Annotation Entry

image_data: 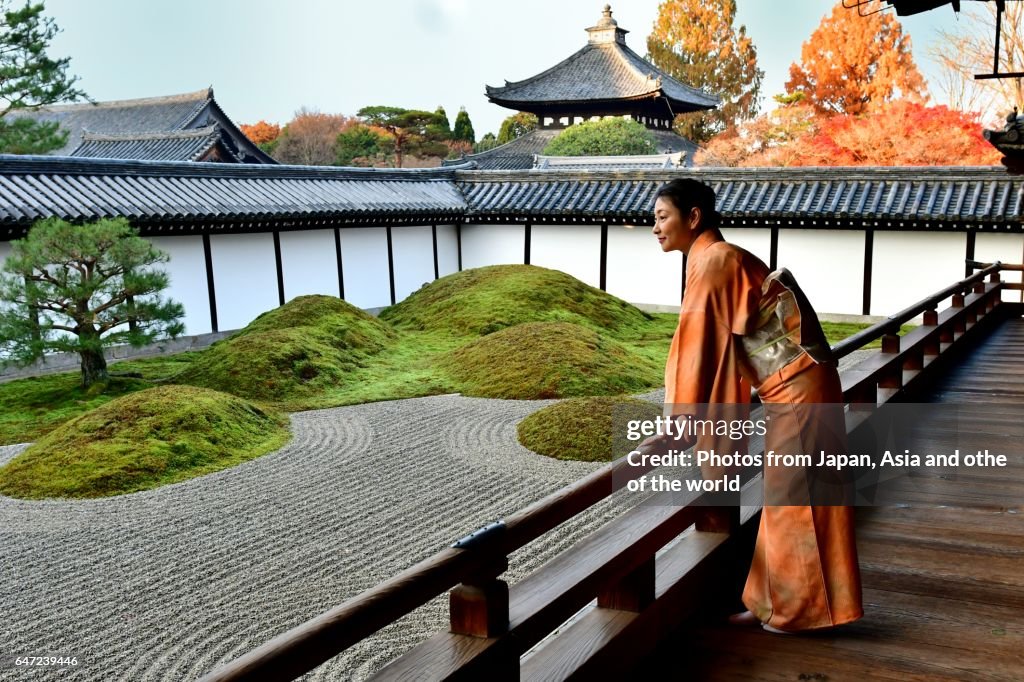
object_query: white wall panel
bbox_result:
[606,225,684,307]
[435,224,459,277]
[279,229,340,301]
[148,236,212,336]
[209,233,279,331]
[778,229,865,316]
[339,227,391,309]
[391,225,436,302]
[871,232,966,315]
[530,224,602,288]
[719,227,772,266]
[460,224,525,269]
[975,233,1024,301]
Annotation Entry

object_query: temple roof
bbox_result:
[9,88,276,164]
[486,6,718,114]
[70,126,231,162]
[0,156,1019,234]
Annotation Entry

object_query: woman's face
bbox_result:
[653,196,701,254]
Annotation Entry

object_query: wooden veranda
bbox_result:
[199,263,1024,682]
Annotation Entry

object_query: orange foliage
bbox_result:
[698,101,1001,167]
[786,1,927,115]
[274,108,357,166]
[238,120,280,145]
[788,102,1001,166]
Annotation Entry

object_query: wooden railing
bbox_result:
[199,264,1009,682]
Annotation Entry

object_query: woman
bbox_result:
[653,178,862,632]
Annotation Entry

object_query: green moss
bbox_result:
[0,385,290,499]
[380,265,654,339]
[439,321,662,399]
[176,295,396,407]
[518,396,662,462]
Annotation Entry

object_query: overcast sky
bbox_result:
[43,0,962,137]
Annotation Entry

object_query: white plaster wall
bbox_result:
[279,229,340,301]
[460,224,525,269]
[148,236,212,336]
[530,224,602,288]
[436,224,459,277]
[606,224,685,307]
[975,232,1024,301]
[871,232,966,315]
[719,227,773,266]
[391,225,436,302]
[778,229,865,316]
[339,227,391,309]
[209,233,279,331]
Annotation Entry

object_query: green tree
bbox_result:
[335,123,390,166]
[0,1,88,153]
[542,118,656,156]
[0,218,184,388]
[453,106,475,143]
[474,132,498,153]
[430,105,452,139]
[646,0,763,143]
[497,111,538,144]
[357,106,449,167]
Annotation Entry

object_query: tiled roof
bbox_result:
[485,7,717,113]
[455,167,1024,228]
[9,88,277,164]
[70,126,227,162]
[487,42,718,112]
[533,154,681,170]
[0,156,466,234]
[0,157,1020,234]
[444,128,699,171]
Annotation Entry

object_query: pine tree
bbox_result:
[647,0,763,143]
[0,1,88,153]
[0,218,184,388]
[453,107,475,143]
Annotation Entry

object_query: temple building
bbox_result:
[10,87,276,164]
[449,5,718,170]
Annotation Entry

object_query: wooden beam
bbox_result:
[334,228,345,299]
[202,233,218,333]
[272,230,285,307]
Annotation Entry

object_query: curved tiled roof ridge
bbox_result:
[612,42,719,108]
[78,125,221,142]
[31,87,213,113]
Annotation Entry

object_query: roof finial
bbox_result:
[588,3,626,43]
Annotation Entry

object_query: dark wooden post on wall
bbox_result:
[456,222,463,272]
[862,229,874,316]
[599,222,609,291]
[386,226,396,306]
[334,228,345,299]
[273,230,285,306]
[202,234,218,333]
[431,224,439,280]
[965,232,976,278]
[769,226,779,271]
[524,223,532,265]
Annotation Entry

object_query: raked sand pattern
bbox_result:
[0,394,643,682]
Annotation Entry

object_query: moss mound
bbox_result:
[177,295,396,405]
[380,265,653,338]
[0,385,290,499]
[518,396,662,462]
[440,322,662,399]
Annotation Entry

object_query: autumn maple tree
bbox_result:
[239,120,280,146]
[646,0,763,143]
[698,100,1001,167]
[273,108,354,165]
[786,0,927,115]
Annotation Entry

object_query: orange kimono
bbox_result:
[664,228,863,632]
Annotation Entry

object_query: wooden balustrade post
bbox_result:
[953,293,967,336]
[449,557,510,638]
[598,556,655,612]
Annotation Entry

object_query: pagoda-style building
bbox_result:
[449,5,719,170]
[10,88,276,164]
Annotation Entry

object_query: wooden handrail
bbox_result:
[832,262,1000,359]
[200,263,1013,682]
